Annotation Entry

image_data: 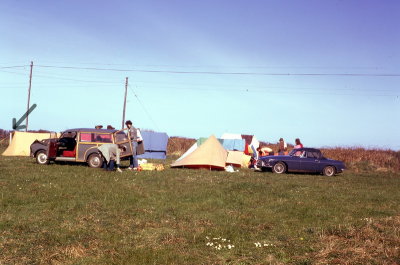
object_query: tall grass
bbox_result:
[1,152,400,264]
[321,147,400,172]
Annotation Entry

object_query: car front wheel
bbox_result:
[36,150,49,165]
[87,153,103,168]
[323,166,336,177]
[272,162,286,174]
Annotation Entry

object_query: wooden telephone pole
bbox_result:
[26,61,33,131]
[121,77,128,129]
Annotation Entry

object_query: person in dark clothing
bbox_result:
[278,138,287,155]
[125,120,144,170]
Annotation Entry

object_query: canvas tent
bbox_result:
[226,151,245,168]
[221,139,245,151]
[220,133,246,151]
[171,135,227,170]
[221,133,242,140]
[137,130,169,159]
[175,141,198,162]
[2,131,57,156]
[171,135,252,169]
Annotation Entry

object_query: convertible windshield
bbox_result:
[289,149,302,156]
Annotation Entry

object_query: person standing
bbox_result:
[278,138,287,155]
[125,120,145,170]
[98,143,125,172]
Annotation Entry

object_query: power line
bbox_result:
[133,80,397,93]
[128,85,160,131]
[0,69,122,84]
[0,69,29,76]
[31,73,122,84]
[1,67,397,97]
[29,61,388,70]
[0,65,27,69]
[35,64,400,77]
[134,85,398,97]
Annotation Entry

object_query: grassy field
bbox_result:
[1,150,400,264]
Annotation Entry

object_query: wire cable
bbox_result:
[128,85,160,131]
[0,65,27,69]
[35,64,400,77]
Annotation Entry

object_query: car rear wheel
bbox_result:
[323,166,336,177]
[87,153,103,168]
[36,150,49,165]
[272,162,286,174]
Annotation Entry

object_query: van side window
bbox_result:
[95,134,112,143]
[80,133,93,142]
[115,132,128,142]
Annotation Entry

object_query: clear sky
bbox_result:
[1,0,399,150]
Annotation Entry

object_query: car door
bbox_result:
[284,150,303,172]
[300,151,318,173]
[47,139,58,160]
[76,132,98,162]
[285,152,303,172]
[113,129,133,158]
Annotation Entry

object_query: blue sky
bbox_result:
[1,0,399,149]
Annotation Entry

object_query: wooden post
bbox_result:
[121,77,128,129]
[26,61,33,131]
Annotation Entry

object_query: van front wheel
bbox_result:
[87,153,103,168]
[36,150,49,165]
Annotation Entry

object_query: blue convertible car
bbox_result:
[256,148,345,176]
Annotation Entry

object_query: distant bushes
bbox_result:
[167,136,196,157]
[320,147,400,172]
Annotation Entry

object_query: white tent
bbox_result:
[220,133,242,140]
[2,131,57,156]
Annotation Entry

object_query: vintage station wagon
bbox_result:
[30,128,133,168]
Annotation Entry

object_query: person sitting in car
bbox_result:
[294,138,303,149]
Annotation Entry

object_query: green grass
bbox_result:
[1,152,400,264]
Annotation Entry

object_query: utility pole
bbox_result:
[122,77,128,129]
[26,61,33,131]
